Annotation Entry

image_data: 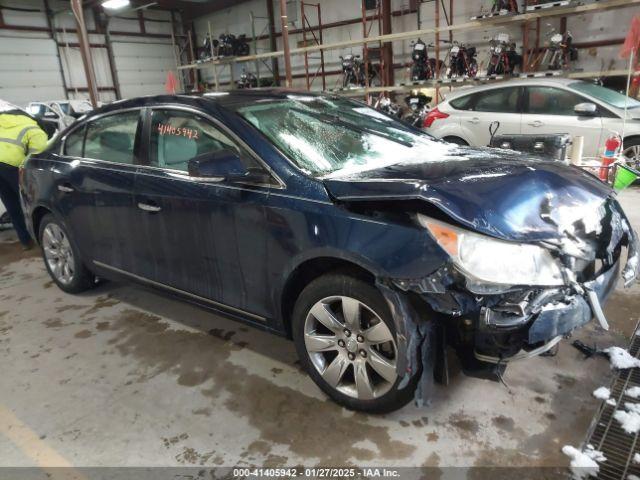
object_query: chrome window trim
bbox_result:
[60,104,286,190]
[59,106,145,157]
[93,260,267,322]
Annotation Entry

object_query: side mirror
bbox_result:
[187,149,272,185]
[188,149,246,179]
[574,102,597,117]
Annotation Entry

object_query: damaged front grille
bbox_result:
[585,332,640,480]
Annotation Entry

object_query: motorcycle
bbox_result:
[528,30,577,71]
[375,96,402,118]
[199,33,250,60]
[341,54,361,87]
[487,34,520,75]
[447,41,478,78]
[410,39,440,81]
[198,34,217,61]
[340,54,376,87]
[491,0,518,13]
[237,70,258,89]
[404,92,431,128]
[547,31,577,70]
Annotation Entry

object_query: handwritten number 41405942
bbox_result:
[157,123,199,140]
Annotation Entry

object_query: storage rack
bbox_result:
[175,0,639,98]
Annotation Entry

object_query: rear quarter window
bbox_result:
[449,95,474,110]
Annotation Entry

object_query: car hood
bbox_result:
[322,147,613,242]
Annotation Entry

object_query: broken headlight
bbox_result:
[417,215,565,288]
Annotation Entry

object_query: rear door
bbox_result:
[523,86,603,160]
[462,86,523,146]
[132,107,275,320]
[58,109,143,272]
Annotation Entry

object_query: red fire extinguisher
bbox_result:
[599,134,621,182]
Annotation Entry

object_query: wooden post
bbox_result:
[279,0,293,87]
[70,0,99,107]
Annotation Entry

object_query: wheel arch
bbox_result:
[442,135,470,146]
[623,135,640,146]
[31,205,52,243]
[280,256,377,338]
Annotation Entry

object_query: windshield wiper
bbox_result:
[290,107,414,148]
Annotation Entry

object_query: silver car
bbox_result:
[425,77,640,166]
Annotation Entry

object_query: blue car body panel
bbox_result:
[19,91,638,358]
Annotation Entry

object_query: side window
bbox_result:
[525,87,585,116]
[84,111,139,164]
[149,109,260,173]
[449,94,474,111]
[473,87,520,113]
[64,126,85,157]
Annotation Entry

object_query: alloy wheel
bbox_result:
[42,223,75,285]
[303,295,398,400]
[622,144,640,170]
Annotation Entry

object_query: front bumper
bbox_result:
[527,257,620,345]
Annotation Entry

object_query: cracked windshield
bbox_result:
[237,96,452,178]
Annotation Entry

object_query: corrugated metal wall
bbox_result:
[0,0,177,107]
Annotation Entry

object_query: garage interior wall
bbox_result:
[0,0,178,107]
[191,0,637,91]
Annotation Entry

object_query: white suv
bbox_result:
[424,78,640,167]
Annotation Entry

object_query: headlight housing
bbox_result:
[417,214,565,291]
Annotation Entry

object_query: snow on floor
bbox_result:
[562,445,606,480]
[634,453,640,464]
[614,403,640,434]
[593,387,611,400]
[627,387,640,399]
[603,347,640,369]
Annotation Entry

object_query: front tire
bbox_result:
[39,213,95,293]
[292,273,417,413]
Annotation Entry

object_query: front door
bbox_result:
[133,107,275,320]
[523,86,603,161]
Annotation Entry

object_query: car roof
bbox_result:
[442,77,583,101]
[88,88,326,118]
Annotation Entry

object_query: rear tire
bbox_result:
[292,273,418,413]
[39,213,95,294]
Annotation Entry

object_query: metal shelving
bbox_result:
[176,0,638,99]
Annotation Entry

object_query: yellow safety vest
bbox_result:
[0,113,48,167]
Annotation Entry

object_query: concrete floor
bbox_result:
[0,189,639,474]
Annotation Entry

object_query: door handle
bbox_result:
[137,202,161,213]
[57,184,74,193]
[467,117,480,124]
[528,120,543,127]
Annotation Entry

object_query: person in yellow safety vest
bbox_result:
[0,100,48,249]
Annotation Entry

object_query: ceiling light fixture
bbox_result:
[101,0,130,10]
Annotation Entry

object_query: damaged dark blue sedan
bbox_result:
[21,90,639,413]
